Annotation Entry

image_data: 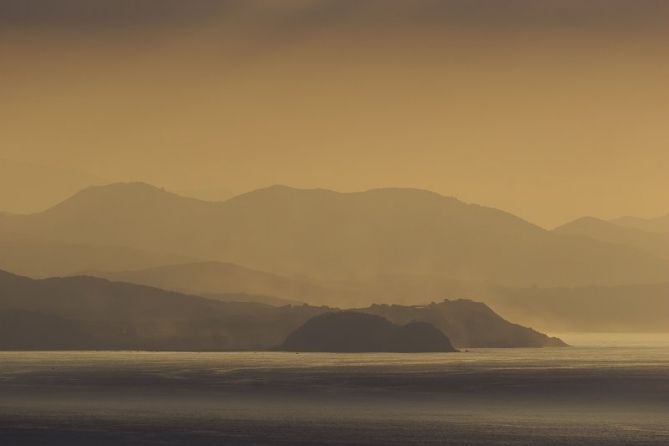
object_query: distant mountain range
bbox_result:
[91,261,331,304]
[0,232,191,278]
[554,216,669,259]
[87,261,461,307]
[1,182,668,333]
[0,269,564,350]
[612,214,669,235]
[1,182,667,289]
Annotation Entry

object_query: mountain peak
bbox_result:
[225,184,463,206]
[37,182,205,216]
[554,216,608,231]
[75,182,171,197]
[226,185,339,202]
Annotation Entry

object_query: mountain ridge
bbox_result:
[90,260,330,304]
[612,214,669,235]
[1,182,668,288]
[554,216,669,259]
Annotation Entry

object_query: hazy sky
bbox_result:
[1,0,668,226]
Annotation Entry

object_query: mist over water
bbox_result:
[1,334,668,445]
[560,332,669,349]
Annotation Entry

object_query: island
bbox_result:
[277,311,457,353]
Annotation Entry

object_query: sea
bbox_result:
[1,333,668,445]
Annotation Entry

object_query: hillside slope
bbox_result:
[361,300,566,348]
[0,269,325,350]
[93,261,331,304]
[0,232,191,278]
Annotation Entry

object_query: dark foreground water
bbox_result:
[1,334,668,445]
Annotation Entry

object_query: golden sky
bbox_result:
[1,1,668,226]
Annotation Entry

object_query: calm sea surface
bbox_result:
[1,334,668,445]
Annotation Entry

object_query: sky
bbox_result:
[1,0,668,227]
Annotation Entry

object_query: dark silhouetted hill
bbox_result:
[0,269,326,350]
[0,310,90,350]
[0,270,563,350]
[278,311,456,353]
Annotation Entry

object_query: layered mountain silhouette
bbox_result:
[84,262,479,307]
[1,182,668,288]
[278,312,457,353]
[0,269,325,350]
[361,300,566,348]
[202,292,304,307]
[612,214,669,235]
[0,232,191,278]
[96,261,669,329]
[92,261,328,305]
[0,269,564,350]
[554,216,669,259]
